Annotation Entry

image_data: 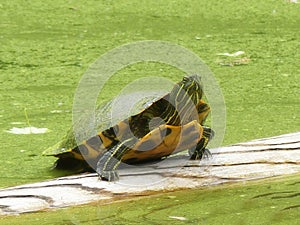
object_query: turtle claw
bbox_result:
[98,170,119,182]
[189,126,214,160]
[202,148,212,159]
[189,148,212,160]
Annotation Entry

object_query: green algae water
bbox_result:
[0,0,299,223]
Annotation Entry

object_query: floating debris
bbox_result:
[217,51,250,66]
[169,216,187,221]
[218,57,251,67]
[50,110,63,113]
[217,51,245,57]
[286,0,298,3]
[50,110,70,113]
[10,122,25,125]
[6,127,50,134]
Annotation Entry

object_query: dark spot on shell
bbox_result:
[159,127,172,139]
[165,127,172,136]
[86,135,103,150]
[103,127,116,139]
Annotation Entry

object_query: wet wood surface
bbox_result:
[1,132,299,215]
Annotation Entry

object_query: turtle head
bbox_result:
[163,75,203,125]
[171,74,203,107]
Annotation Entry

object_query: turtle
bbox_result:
[43,75,214,181]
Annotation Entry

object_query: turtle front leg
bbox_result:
[189,126,214,160]
[96,138,136,181]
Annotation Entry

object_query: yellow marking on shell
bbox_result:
[98,133,114,147]
[56,121,131,163]
[71,151,85,161]
[84,140,106,160]
[122,120,203,162]
[70,134,114,161]
[114,120,131,140]
[69,144,97,161]
[51,97,209,167]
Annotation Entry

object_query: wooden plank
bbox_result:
[0,132,299,215]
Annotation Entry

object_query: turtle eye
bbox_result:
[182,76,189,82]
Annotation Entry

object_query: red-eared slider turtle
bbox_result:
[44,75,214,181]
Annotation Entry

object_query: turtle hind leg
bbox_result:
[189,126,214,160]
[96,138,136,181]
[189,147,212,160]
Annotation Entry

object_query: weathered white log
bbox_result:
[0,132,299,215]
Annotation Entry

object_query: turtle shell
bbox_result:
[43,75,211,172]
[43,93,167,166]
